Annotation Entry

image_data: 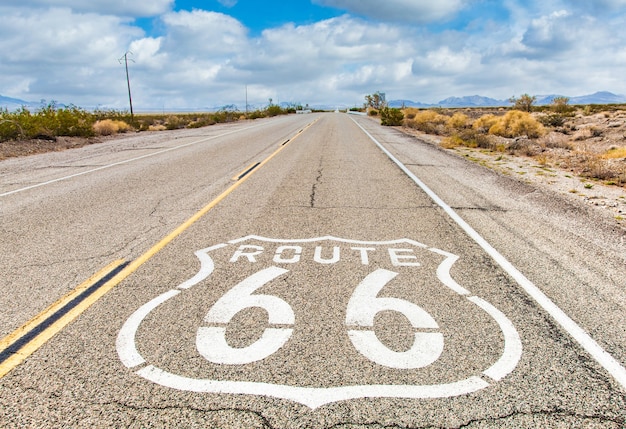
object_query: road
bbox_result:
[1,112,625,428]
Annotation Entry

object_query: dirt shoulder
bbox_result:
[0,135,114,160]
[398,127,626,228]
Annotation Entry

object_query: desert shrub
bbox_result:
[446,112,470,130]
[0,115,25,141]
[405,110,449,135]
[55,105,95,137]
[246,110,266,120]
[602,146,626,159]
[380,107,404,126]
[0,103,97,140]
[441,135,464,148]
[454,128,493,149]
[584,158,619,181]
[188,117,216,128]
[368,109,379,116]
[93,119,131,136]
[551,96,574,115]
[472,114,500,133]
[402,107,420,120]
[212,110,237,123]
[267,105,284,117]
[148,124,167,131]
[538,113,566,127]
[509,94,536,112]
[93,119,118,136]
[488,110,546,138]
[165,115,187,130]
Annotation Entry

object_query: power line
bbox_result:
[119,51,135,122]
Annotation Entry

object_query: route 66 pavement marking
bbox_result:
[117,235,522,409]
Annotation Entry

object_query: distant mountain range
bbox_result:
[0,95,41,110]
[388,91,626,108]
[3,91,626,112]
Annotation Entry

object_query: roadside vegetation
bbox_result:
[0,101,298,142]
[391,97,626,187]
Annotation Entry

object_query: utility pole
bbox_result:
[245,85,248,114]
[119,51,134,122]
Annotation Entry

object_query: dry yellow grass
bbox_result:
[93,119,131,136]
[472,114,499,132]
[447,113,470,129]
[602,147,626,159]
[488,110,546,138]
[396,105,626,188]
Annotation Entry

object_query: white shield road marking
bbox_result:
[117,236,522,409]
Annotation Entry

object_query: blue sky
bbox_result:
[170,0,342,35]
[1,1,626,110]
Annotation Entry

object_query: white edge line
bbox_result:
[350,116,626,391]
[1,122,268,198]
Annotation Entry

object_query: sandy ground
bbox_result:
[400,129,626,228]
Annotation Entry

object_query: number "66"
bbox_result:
[196,267,444,369]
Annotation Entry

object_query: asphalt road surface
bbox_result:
[1,112,625,428]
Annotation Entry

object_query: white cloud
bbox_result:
[412,47,476,75]
[160,10,248,58]
[313,0,467,23]
[519,10,577,58]
[0,6,143,107]
[1,2,626,109]
[1,0,173,17]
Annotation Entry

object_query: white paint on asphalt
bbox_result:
[197,266,294,365]
[346,269,444,369]
[470,296,523,381]
[136,364,490,410]
[116,289,180,368]
[117,236,522,408]
[350,116,626,391]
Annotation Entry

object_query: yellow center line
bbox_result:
[0,117,319,379]
[232,162,260,181]
[0,259,126,378]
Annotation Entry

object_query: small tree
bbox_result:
[364,91,386,110]
[509,94,536,112]
[551,96,571,114]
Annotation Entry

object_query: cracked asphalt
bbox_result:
[1,113,625,428]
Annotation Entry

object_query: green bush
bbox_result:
[0,102,95,141]
[0,102,300,142]
[267,105,284,117]
[538,113,566,127]
[380,107,404,126]
[55,105,95,137]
